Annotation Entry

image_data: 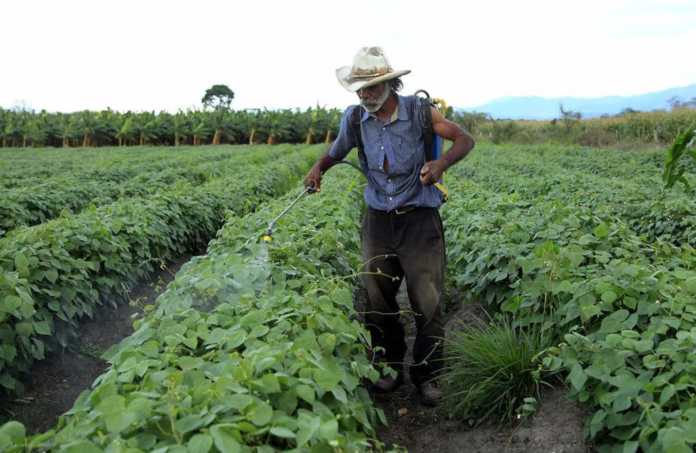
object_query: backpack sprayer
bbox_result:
[414,90,449,202]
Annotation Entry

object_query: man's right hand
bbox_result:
[304,165,322,193]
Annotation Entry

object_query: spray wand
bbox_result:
[261,185,316,242]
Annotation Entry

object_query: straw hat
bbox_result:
[336,47,411,92]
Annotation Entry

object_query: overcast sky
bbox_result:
[1,0,694,113]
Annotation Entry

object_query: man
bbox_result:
[304,47,475,406]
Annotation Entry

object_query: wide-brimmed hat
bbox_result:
[336,47,411,92]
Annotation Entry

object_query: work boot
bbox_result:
[372,372,403,393]
[418,382,442,407]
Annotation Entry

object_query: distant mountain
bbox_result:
[461,84,696,120]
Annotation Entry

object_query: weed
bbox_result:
[440,317,555,425]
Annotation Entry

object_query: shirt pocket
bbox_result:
[392,135,422,175]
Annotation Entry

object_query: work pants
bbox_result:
[361,206,445,385]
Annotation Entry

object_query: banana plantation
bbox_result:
[0,108,343,148]
[3,105,695,150]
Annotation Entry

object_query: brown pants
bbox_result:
[361,207,445,385]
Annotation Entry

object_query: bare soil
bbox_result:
[372,282,590,453]
[0,256,190,434]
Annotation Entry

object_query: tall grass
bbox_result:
[440,317,556,425]
[454,108,696,147]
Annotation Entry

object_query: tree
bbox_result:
[559,103,582,134]
[668,96,683,110]
[202,84,234,111]
[202,84,234,144]
[172,111,190,146]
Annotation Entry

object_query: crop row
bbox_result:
[0,146,279,237]
[0,145,321,393]
[0,146,245,187]
[443,146,696,451]
[1,150,236,190]
[0,166,387,452]
[459,145,696,250]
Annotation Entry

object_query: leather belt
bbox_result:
[389,206,417,215]
[390,206,416,215]
[370,206,423,216]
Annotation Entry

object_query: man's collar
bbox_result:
[361,94,408,123]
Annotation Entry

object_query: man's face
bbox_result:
[357,82,390,113]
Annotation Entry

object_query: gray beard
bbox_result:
[361,85,391,113]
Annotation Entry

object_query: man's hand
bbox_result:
[420,159,448,185]
[304,164,322,193]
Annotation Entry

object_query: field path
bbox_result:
[372,282,589,453]
[0,256,191,433]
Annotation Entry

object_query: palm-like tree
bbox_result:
[324,109,341,143]
[302,107,320,144]
[117,115,136,146]
[73,111,97,147]
[0,108,8,147]
[3,112,27,147]
[56,113,77,147]
[25,113,48,147]
[172,111,191,146]
[191,111,212,145]
[209,110,227,145]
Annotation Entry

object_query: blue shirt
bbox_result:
[328,95,443,211]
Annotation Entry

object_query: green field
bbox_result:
[1,143,695,452]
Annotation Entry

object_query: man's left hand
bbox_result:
[420,159,448,185]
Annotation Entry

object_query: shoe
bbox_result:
[418,382,442,406]
[372,373,403,393]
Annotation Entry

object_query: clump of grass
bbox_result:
[440,317,555,425]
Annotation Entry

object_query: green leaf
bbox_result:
[589,410,606,438]
[0,374,17,390]
[569,363,587,392]
[270,426,296,439]
[318,333,336,353]
[643,355,666,370]
[612,393,632,412]
[593,222,609,239]
[331,387,348,404]
[187,433,213,453]
[259,374,281,394]
[601,290,618,304]
[248,400,273,426]
[15,322,33,337]
[45,268,58,283]
[600,310,629,334]
[1,295,22,315]
[622,441,639,453]
[660,384,676,405]
[661,427,691,453]
[210,424,241,453]
[59,440,102,453]
[319,418,338,440]
[226,330,247,350]
[174,414,207,434]
[314,368,341,392]
[0,421,25,443]
[296,414,320,446]
[14,253,29,277]
[112,219,124,234]
[33,321,51,336]
[296,384,315,404]
[104,410,137,434]
[685,277,696,295]
[227,394,254,411]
